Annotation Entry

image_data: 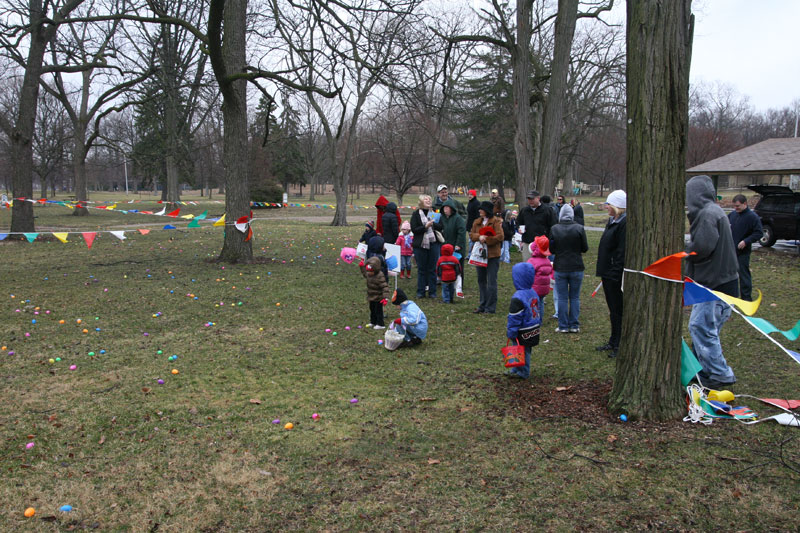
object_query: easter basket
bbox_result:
[501,340,525,368]
[384,325,406,351]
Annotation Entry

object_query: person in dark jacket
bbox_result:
[382,202,400,246]
[504,262,542,380]
[367,235,388,280]
[374,195,390,236]
[595,190,627,358]
[465,189,481,236]
[570,198,584,226]
[359,221,377,243]
[728,194,763,301]
[410,195,444,299]
[501,209,517,263]
[470,201,504,314]
[359,256,390,329]
[441,198,467,293]
[518,190,557,261]
[686,175,739,390]
[549,205,588,333]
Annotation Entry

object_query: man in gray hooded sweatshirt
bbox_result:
[685,175,739,389]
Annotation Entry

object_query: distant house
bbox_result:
[686,138,800,190]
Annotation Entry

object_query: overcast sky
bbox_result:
[602,0,800,112]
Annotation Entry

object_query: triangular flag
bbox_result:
[24,233,39,243]
[107,203,117,210]
[110,231,126,241]
[138,229,150,235]
[0,233,7,241]
[744,317,800,341]
[642,252,693,282]
[167,209,180,217]
[82,232,96,249]
[234,215,249,233]
[188,219,201,228]
[682,279,720,306]
[245,226,253,241]
[195,210,208,220]
[141,210,153,215]
[711,288,762,316]
[154,207,166,216]
[180,214,194,219]
[52,232,69,243]
[213,214,226,227]
[680,339,704,387]
[163,224,176,230]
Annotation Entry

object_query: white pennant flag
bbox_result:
[110,231,126,240]
[155,207,166,216]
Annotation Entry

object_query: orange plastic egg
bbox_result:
[284,422,294,430]
[24,507,35,518]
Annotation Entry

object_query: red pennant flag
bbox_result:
[245,226,253,242]
[167,209,180,217]
[642,251,695,281]
[82,232,97,249]
[138,229,151,235]
[236,215,249,224]
[157,200,163,204]
[37,198,47,204]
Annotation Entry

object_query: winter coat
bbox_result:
[572,203,585,226]
[502,218,517,241]
[360,256,391,303]
[519,204,556,243]
[466,197,481,236]
[596,214,627,281]
[436,244,462,282]
[507,263,542,340]
[469,215,504,259]
[440,198,467,253]
[685,175,738,289]
[367,235,388,279]
[492,197,505,219]
[396,233,414,256]
[398,300,428,340]
[728,206,763,256]
[410,208,444,249]
[374,195,390,236]
[381,202,400,245]
[527,242,554,298]
[549,205,588,272]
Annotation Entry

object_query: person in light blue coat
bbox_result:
[391,288,428,347]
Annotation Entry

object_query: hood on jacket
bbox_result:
[367,235,385,254]
[558,204,574,222]
[686,175,716,224]
[442,198,459,215]
[365,256,383,272]
[385,202,397,214]
[441,243,454,256]
[511,262,536,290]
[375,195,389,209]
[530,235,550,257]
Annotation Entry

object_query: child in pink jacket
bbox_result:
[527,235,554,320]
[395,221,414,279]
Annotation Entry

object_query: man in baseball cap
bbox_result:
[518,189,556,261]
[433,183,465,216]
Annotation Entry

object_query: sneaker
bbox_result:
[373,325,385,330]
[504,370,525,379]
[569,327,580,333]
[551,314,558,319]
[595,342,613,352]
[700,378,736,390]
[555,327,569,333]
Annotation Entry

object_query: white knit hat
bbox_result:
[606,190,627,209]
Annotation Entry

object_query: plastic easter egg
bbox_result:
[59,320,65,324]
[70,365,77,370]
[350,398,359,404]
[55,357,61,362]
[24,507,35,518]
[171,369,179,375]
[59,505,72,512]
[88,352,95,356]
[99,350,105,354]
[48,359,55,364]
[157,350,163,355]
[26,442,34,449]
[157,379,165,385]
[284,422,294,430]
[82,329,88,334]
[325,329,331,333]
[619,414,628,422]
[311,413,320,420]
[272,419,280,424]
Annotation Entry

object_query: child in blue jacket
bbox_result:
[391,288,428,348]
[506,262,541,379]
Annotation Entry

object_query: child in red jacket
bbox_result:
[436,244,462,303]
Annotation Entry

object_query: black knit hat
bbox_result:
[392,288,408,305]
[479,201,494,217]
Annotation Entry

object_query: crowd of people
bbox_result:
[360,177,750,391]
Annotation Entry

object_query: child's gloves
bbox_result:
[359,260,365,267]
[380,298,388,306]
[394,318,402,325]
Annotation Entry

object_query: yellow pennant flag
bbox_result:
[712,288,762,316]
[181,214,194,219]
[107,203,117,210]
[52,232,69,243]
[213,214,226,227]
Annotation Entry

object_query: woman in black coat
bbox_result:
[410,195,444,299]
[595,190,627,358]
[381,202,400,245]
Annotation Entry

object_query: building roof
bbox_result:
[686,138,800,176]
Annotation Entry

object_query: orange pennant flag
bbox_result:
[82,232,97,249]
[138,229,151,235]
[642,251,695,281]
[245,226,253,242]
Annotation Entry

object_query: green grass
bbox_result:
[0,202,799,530]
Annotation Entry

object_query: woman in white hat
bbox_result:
[595,190,627,358]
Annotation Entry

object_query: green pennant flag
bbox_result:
[681,339,704,386]
[195,210,208,220]
[188,219,201,228]
[745,317,800,341]
[23,232,39,243]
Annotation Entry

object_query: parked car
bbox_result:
[747,185,800,247]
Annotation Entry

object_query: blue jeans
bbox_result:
[441,282,455,303]
[555,271,584,329]
[689,300,736,383]
[509,345,532,379]
[413,245,440,298]
[401,255,412,272]
[501,241,511,263]
[476,256,500,313]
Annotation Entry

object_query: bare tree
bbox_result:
[607,0,693,421]
[33,90,72,197]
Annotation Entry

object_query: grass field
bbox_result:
[1,198,799,531]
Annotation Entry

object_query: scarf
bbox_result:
[419,209,435,250]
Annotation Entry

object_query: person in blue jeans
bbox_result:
[505,262,541,379]
[410,195,443,299]
[549,205,588,333]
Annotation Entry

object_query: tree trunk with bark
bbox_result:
[71,132,89,216]
[607,0,694,421]
[537,0,579,197]
[210,0,252,262]
[512,0,534,204]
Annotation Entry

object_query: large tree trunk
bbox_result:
[537,0,579,197]
[512,0,534,203]
[607,0,694,421]
[211,0,252,262]
[72,133,89,216]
